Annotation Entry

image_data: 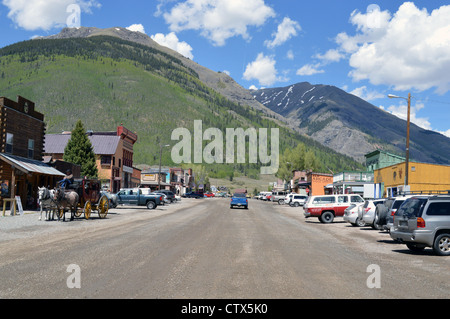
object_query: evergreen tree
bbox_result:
[63,120,98,178]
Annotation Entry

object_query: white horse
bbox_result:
[38,187,57,221]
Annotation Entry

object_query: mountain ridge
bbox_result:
[0,29,363,176]
[253,82,450,164]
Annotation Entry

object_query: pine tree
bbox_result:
[63,120,98,178]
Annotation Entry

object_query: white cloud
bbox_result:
[162,0,275,46]
[2,0,100,31]
[264,17,301,49]
[439,129,450,138]
[350,86,384,101]
[339,2,450,94]
[314,49,344,63]
[150,32,194,60]
[286,50,294,60]
[294,48,344,77]
[386,102,432,130]
[126,24,146,34]
[296,63,324,76]
[243,53,283,86]
[249,85,258,90]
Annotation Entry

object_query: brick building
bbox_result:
[44,125,139,193]
[0,96,65,210]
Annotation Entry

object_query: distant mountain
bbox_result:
[253,82,450,164]
[0,28,363,177]
[41,27,279,115]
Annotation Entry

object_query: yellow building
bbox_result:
[374,161,450,196]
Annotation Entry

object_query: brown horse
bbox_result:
[53,188,79,222]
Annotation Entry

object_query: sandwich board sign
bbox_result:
[15,196,24,215]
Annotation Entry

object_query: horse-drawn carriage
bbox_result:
[39,179,109,222]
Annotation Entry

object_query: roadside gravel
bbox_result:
[0,199,203,243]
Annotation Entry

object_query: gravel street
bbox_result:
[0,198,449,299]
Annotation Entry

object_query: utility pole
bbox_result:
[405,93,411,186]
[388,93,411,188]
[158,143,170,190]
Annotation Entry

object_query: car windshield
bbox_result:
[396,198,427,218]
[233,193,246,198]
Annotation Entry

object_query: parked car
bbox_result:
[150,192,170,204]
[360,199,386,229]
[343,203,366,226]
[183,192,203,198]
[257,192,271,200]
[156,189,176,202]
[390,195,450,256]
[304,194,365,223]
[289,195,308,207]
[374,195,416,231]
[204,192,215,198]
[230,192,248,209]
[271,191,288,204]
[284,193,294,205]
[115,188,163,209]
[216,192,227,197]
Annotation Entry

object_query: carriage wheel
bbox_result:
[74,208,83,218]
[84,201,92,220]
[98,195,109,219]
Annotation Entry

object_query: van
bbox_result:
[271,191,288,204]
[304,194,364,223]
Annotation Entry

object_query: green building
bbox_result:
[365,150,405,172]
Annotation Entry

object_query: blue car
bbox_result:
[230,192,248,209]
[183,192,203,198]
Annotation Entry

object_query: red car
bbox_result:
[204,192,215,197]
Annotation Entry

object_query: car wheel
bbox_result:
[374,207,386,228]
[294,202,300,207]
[230,205,233,209]
[377,205,388,226]
[320,211,334,223]
[146,201,156,210]
[278,199,284,205]
[372,213,382,230]
[433,233,450,256]
[355,217,366,227]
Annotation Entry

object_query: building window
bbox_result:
[6,133,13,153]
[28,139,34,158]
[101,155,111,165]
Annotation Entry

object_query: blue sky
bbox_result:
[1,0,450,137]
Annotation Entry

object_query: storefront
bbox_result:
[374,161,450,196]
[0,153,65,210]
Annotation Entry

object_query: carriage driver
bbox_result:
[59,169,74,189]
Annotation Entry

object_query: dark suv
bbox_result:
[373,195,415,231]
[390,195,450,256]
[158,190,176,202]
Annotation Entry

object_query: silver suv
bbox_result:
[390,195,450,256]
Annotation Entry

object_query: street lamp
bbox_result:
[388,93,411,187]
[158,144,170,190]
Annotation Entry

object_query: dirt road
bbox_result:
[0,198,448,299]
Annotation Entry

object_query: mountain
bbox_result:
[0,27,363,178]
[253,82,450,164]
[41,27,280,115]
